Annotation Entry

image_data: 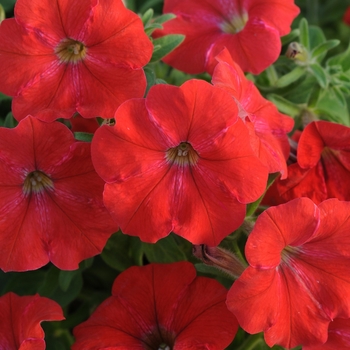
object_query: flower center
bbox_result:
[281,245,300,265]
[220,12,248,34]
[23,170,54,196]
[55,38,87,63]
[166,142,199,166]
[142,326,175,350]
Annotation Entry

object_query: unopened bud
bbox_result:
[286,42,308,62]
[193,245,247,278]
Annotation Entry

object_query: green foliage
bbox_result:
[256,16,350,128]
[151,34,185,62]
[142,233,190,263]
[0,0,15,12]
[74,132,93,142]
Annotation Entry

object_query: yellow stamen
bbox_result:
[23,170,54,196]
[166,142,199,166]
[220,12,248,34]
[55,38,87,63]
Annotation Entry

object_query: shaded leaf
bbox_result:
[309,63,328,88]
[142,234,188,263]
[267,94,301,117]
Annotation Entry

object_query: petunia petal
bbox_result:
[207,18,281,74]
[245,198,320,269]
[246,0,300,35]
[83,0,152,67]
[146,80,238,148]
[0,19,57,96]
[73,262,237,349]
[103,165,174,243]
[172,165,246,245]
[0,293,64,350]
[14,0,97,42]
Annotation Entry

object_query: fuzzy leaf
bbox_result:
[311,40,340,60]
[267,94,301,117]
[299,18,310,50]
[275,66,305,88]
[309,63,328,88]
[150,34,185,62]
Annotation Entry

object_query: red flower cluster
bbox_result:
[92,79,268,245]
[73,262,238,349]
[0,0,153,121]
[154,0,299,74]
[212,49,293,178]
[227,198,350,348]
[264,121,350,205]
[0,116,117,271]
[5,0,350,348]
[0,292,64,349]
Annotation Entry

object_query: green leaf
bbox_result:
[307,84,321,108]
[308,25,326,50]
[155,78,168,85]
[1,270,46,295]
[59,270,80,292]
[282,75,317,104]
[308,63,328,88]
[139,0,163,14]
[74,132,93,142]
[3,112,17,128]
[141,8,154,26]
[327,41,350,72]
[144,23,163,36]
[101,231,142,271]
[153,13,176,25]
[332,85,347,107]
[50,272,83,307]
[0,92,11,101]
[267,94,301,117]
[194,263,232,279]
[144,66,156,94]
[0,0,16,11]
[315,88,350,126]
[281,29,300,46]
[150,34,185,62]
[311,40,340,60]
[275,66,305,88]
[37,266,60,296]
[299,18,310,50]
[142,234,188,263]
[246,173,280,217]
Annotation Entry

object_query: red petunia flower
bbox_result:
[0,292,64,349]
[266,121,350,204]
[0,116,118,272]
[91,79,268,245]
[304,318,350,350]
[73,261,238,350]
[227,198,350,349]
[212,49,293,178]
[0,0,153,121]
[153,0,299,75]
